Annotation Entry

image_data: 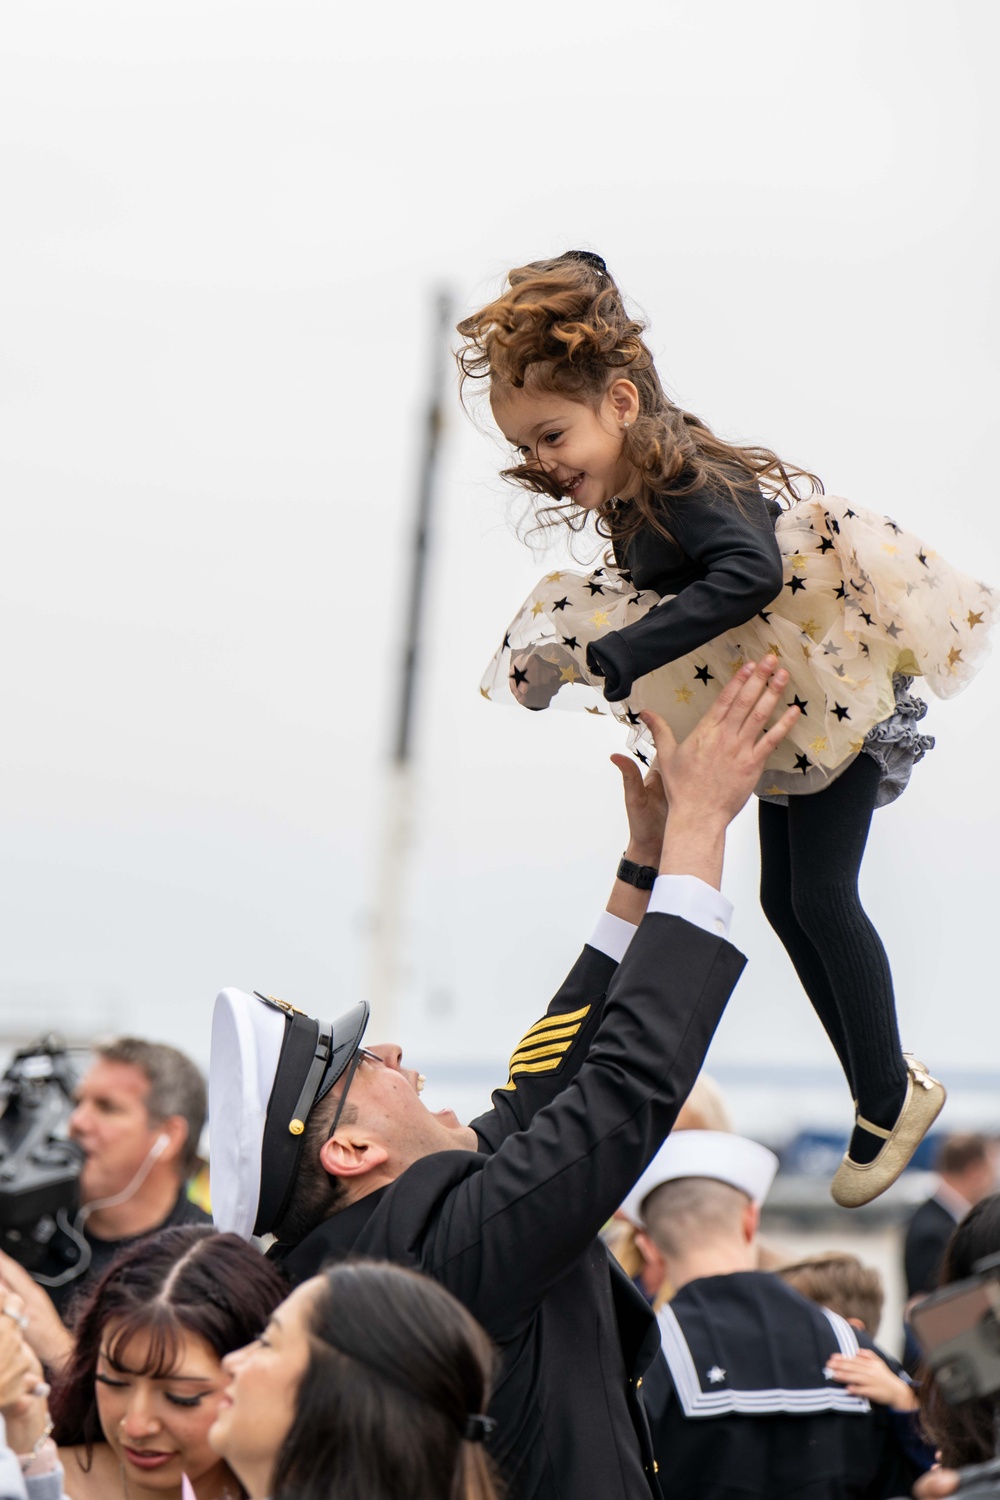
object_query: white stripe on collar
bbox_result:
[657,1302,871,1419]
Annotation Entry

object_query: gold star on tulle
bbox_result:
[764,785,783,796]
[882,543,898,554]
[675,685,694,703]
[480,686,491,700]
[968,610,984,628]
[850,739,865,753]
[767,641,782,657]
[948,646,963,669]
[545,571,564,582]
[810,736,829,753]
[590,610,610,627]
[789,553,808,570]
[560,664,582,683]
[802,620,820,638]
[531,601,545,617]
[729,657,746,675]
[585,705,605,715]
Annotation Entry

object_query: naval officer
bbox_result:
[209,660,798,1500]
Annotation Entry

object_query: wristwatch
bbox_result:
[616,854,658,891]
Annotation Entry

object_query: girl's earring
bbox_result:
[622,421,630,430]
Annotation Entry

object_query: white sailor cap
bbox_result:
[209,988,369,1241]
[620,1130,779,1227]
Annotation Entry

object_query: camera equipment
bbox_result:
[907,1253,1000,1498]
[0,1035,83,1272]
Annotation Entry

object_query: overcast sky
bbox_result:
[1,0,998,1133]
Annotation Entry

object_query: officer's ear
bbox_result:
[318,1131,389,1182]
[635,1229,667,1280]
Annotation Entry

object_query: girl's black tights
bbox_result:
[758,753,908,1163]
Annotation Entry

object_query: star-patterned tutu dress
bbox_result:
[481,492,996,801]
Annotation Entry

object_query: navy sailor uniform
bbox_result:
[270,913,745,1500]
[644,1272,921,1499]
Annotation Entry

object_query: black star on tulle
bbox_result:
[551,597,570,611]
[859,610,874,627]
[834,582,848,599]
[794,753,812,774]
[790,695,808,715]
[628,593,645,606]
[844,508,857,519]
[833,703,851,721]
[829,518,840,534]
[586,582,606,596]
[635,748,649,765]
[886,519,902,535]
[503,632,512,650]
[592,568,605,577]
[886,620,902,639]
[818,537,835,553]
[625,709,642,725]
[694,665,714,685]
[758,610,772,624]
[511,665,529,687]
[917,550,929,568]
[788,576,807,594]
[860,642,870,656]
[562,635,579,651]
[822,642,842,656]
[619,569,633,584]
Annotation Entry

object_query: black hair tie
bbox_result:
[564,249,607,278]
[463,1413,497,1443]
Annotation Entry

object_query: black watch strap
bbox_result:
[616,854,658,891]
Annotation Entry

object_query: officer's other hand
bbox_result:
[641,657,797,829]
[610,754,667,868]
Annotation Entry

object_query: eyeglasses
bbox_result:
[327,1048,383,1139]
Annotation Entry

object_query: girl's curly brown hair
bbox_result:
[456,251,821,553]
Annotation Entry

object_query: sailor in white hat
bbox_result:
[636,1132,919,1498]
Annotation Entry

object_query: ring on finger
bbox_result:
[2,1304,28,1331]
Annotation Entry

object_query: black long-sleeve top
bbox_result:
[586,482,784,701]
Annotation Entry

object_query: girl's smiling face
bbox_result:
[95,1322,233,1493]
[491,378,640,511]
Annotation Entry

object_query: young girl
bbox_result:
[458,250,996,1209]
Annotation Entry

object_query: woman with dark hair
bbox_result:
[209,1260,502,1500]
[2,1225,286,1500]
[920,1192,1000,1471]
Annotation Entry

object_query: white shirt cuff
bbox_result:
[587,910,638,963]
[647,874,733,940]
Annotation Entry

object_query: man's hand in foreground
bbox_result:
[642,657,798,890]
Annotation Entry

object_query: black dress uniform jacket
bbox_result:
[587,483,783,701]
[644,1272,920,1500]
[271,913,745,1500]
[903,1193,959,1298]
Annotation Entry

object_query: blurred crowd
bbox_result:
[0,1031,996,1500]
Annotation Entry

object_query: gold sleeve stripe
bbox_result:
[498,1056,565,1091]
[507,1037,575,1068]
[509,1022,581,1050]
[519,1004,591,1041]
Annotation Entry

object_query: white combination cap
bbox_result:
[209,988,369,1241]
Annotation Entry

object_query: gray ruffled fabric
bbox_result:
[759,675,934,810]
[863,673,935,808]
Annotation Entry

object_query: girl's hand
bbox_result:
[610,753,668,868]
[825,1349,917,1410]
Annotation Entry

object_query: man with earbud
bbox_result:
[0,1038,209,1372]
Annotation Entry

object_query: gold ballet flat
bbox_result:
[830,1054,946,1209]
